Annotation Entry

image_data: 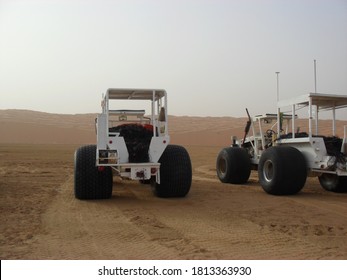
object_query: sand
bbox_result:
[0,110,346,259]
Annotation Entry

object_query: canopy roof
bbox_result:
[106,88,166,101]
[277,93,347,111]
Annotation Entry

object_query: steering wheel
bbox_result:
[266,129,276,138]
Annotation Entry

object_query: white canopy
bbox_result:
[106,88,166,101]
[278,93,347,111]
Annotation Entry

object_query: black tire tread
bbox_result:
[151,145,192,198]
[258,146,307,195]
[216,147,251,184]
[74,145,113,199]
[319,174,347,193]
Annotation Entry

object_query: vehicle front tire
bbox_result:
[74,145,113,199]
[319,174,347,193]
[216,147,251,184]
[258,146,307,195]
[151,145,192,198]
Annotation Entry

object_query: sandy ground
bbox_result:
[1,110,346,260]
[1,143,346,260]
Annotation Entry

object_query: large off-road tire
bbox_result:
[216,147,251,184]
[139,179,151,184]
[151,145,192,198]
[318,174,347,193]
[258,146,307,195]
[74,145,113,199]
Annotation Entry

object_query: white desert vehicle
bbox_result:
[74,88,192,199]
[216,93,347,195]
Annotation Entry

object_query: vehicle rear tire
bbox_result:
[216,147,251,184]
[151,145,192,198]
[318,174,347,193]
[74,145,113,199]
[258,146,307,195]
[139,179,151,184]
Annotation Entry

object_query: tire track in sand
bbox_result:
[31,171,347,259]
[32,177,212,259]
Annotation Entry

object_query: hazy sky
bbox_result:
[1,0,346,118]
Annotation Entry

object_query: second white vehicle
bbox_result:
[217,93,347,195]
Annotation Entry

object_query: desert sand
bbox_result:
[0,110,346,259]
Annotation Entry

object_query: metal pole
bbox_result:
[275,72,280,102]
[152,90,155,137]
[314,59,317,93]
[314,59,318,134]
[275,72,280,137]
[309,96,312,139]
[332,105,336,136]
[292,104,295,138]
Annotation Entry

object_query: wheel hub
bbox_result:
[218,158,227,174]
[263,159,274,183]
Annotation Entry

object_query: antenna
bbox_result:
[313,59,318,134]
[275,72,281,138]
[275,72,280,101]
[314,59,317,93]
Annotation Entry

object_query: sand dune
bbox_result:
[0,109,246,146]
[1,109,345,146]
